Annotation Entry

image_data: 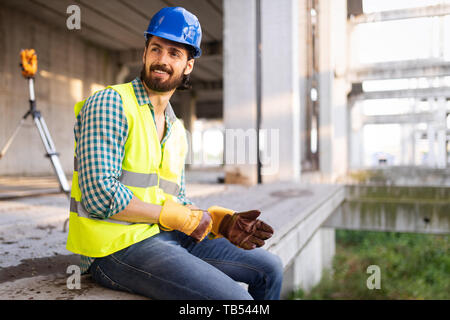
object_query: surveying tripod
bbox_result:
[0,49,70,196]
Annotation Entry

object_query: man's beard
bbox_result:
[140,63,185,93]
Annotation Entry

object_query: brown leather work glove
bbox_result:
[218,210,274,250]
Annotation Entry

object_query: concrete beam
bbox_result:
[324,185,450,234]
[350,87,450,101]
[362,112,434,125]
[346,166,450,186]
[349,59,450,81]
[349,4,450,24]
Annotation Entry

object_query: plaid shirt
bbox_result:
[74,77,193,273]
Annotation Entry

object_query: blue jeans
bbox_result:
[89,230,283,300]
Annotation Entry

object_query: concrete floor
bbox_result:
[0,168,233,300]
[0,169,346,300]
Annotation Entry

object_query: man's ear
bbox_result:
[184,59,195,75]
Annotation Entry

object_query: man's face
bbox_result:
[141,36,194,93]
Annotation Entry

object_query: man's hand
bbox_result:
[159,199,212,242]
[208,206,274,250]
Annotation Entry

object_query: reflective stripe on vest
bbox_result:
[74,159,180,196]
[119,169,158,189]
[70,197,134,226]
[159,178,180,196]
[120,169,179,196]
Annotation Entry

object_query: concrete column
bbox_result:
[400,124,414,166]
[436,97,447,168]
[427,124,436,167]
[177,91,197,167]
[411,101,418,166]
[427,98,436,167]
[260,0,302,182]
[350,102,364,168]
[116,65,130,84]
[284,227,335,295]
[317,0,349,181]
[223,0,258,185]
[177,91,196,137]
[320,227,336,274]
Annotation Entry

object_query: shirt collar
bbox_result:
[131,77,177,124]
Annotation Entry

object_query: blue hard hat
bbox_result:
[144,7,202,58]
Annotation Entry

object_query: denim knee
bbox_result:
[265,252,284,286]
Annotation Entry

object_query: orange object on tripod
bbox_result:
[20,49,38,78]
[0,49,70,197]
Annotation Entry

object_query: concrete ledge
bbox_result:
[0,274,146,300]
[324,184,450,234]
[265,184,344,267]
[0,181,345,299]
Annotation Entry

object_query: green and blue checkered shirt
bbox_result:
[74,77,193,273]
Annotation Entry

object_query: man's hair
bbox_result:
[145,36,195,90]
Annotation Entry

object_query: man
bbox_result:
[66,7,283,300]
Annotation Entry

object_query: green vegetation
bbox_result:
[289,230,450,300]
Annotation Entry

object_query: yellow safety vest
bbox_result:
[66,82,188,257]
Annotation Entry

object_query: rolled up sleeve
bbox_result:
[75,88,133,219]
[177,167,194,206]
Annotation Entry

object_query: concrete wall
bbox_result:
[0,5,119,176]
[317,0,350,181]
[281,227,335,297]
